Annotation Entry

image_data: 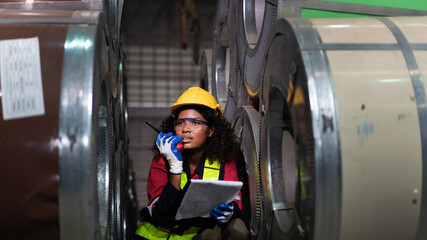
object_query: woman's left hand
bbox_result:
[210,202,234,225]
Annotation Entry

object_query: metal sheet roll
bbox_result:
[234,0,427,97]
[200,48,213,93]
[107,0,124,52]
[0,10,131,240]
[212,0,244,122]
[115,51,137,238]
[260,17,427,240]
[117,49,129,151]
[274,0,427,19]
[211,0,230,119]
[235,0,294,97]
[234,0,269,97]
[233,106,264,239]
[0,0,123,53]
[235,0,301,97]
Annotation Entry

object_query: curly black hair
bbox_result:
[155,104,241,166]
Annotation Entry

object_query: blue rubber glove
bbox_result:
[156,132,183,174]
[210,202,234,225]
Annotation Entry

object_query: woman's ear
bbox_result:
[209,127,214,138]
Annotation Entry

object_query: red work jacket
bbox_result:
[146,154,242,223]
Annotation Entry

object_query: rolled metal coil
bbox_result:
[212,0,243,122]
[112,51,129,151]
[0,1,123,96]
[233,106,265,239]
[0,0,123,53]
[107,0,124,52]
[199,48,213,93]
[260,17,427,240]
[235,0,391,97]
[274,0,427,18]
[118,49,129,152]
[259,18,300,239]
[0,10,132,240]
[234,0,276,97]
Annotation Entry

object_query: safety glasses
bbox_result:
[174,118,208,131]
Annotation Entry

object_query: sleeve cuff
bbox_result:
[152,182,181,224]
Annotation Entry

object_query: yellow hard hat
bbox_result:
[171,87,222,115]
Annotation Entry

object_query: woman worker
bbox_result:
[135,87,249,240]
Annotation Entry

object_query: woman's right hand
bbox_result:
[156,132,183,174]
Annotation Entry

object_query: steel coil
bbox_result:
[0,0,123,52]
[107,0,124,52]
[212,0,243,122]
[211,0,230,103]
[234,0,273,97]
[259,18,300,239]
[232,106,265,239]
[117,50,129,150]
[200,48,213,93]
[234,0,305,97]
[0,10,133,240]
[260,17,427,240]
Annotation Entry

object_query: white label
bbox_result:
[0,37,45,120]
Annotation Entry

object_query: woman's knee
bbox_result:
[222,218,250,240]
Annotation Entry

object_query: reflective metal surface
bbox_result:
[0,0,123,52]
[212,0,242,122]
[259,20,300,238]
[214,1,427,239]
[0,1,103,11]
[237,0,427,97]
[0,14,68,240]
[236,0,300,98]
[276,0,427,16]
[377,17,427,240]
[200,48,213,94]
[257,16,426,240]
[58,22,103,240]
[243,0,265,48]
[111,0,124,51]
[58,11,133,240]
[235,106,264,239]
[309,17,425,240]
[112,142,124,239]
[211,0,229,112]
[290,17,342,240]
[97,101,112,240]
[0,9,134,240]
[236,0,273,96]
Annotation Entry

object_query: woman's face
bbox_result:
[175,109,213,149]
